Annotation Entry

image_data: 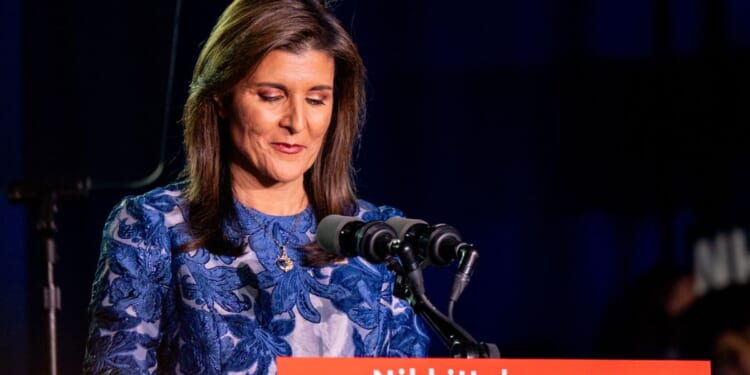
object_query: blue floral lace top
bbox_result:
[83,184,429,374]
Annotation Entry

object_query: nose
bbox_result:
[281,97,306,134]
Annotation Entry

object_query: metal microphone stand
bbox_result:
[390,241,500,358]
[39,192,61,375]
[8,177,91,375]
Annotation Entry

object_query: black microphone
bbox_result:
[386,217,479,303]
[316,215,398,264]
[385,217,465,265]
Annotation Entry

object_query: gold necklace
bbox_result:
[244,207,301,272]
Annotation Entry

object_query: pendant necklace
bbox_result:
[244,207,301,272]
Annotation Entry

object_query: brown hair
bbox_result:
[181,0,365,265]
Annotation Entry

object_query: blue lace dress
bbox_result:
[83,184,430,374]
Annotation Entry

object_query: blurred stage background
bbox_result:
[3,0,750,374]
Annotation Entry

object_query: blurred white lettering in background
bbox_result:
[694,228,750,296]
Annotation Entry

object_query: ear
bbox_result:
[213,94,228,120]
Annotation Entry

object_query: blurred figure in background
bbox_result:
[678,283,750,375]
[597,258,750,375]
[596,262,696,359]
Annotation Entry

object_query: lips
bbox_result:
[272,142,305,154]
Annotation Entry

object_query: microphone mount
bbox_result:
[317,214,500,358]
[391,237,499,358]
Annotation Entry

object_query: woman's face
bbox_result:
[221,48,335,188]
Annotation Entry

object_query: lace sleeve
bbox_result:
[382,274,431,357]
[83,194,175,374]
[357,200,431,356]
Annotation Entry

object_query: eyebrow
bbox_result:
[252,82,333,91]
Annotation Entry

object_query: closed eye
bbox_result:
[260,95,283,103]
[306,98,326,106]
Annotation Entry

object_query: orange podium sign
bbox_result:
[276,357,710,375]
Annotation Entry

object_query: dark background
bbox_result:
[3,0,750,373]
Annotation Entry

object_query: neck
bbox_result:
[231,166,308,216]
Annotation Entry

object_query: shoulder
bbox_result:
[352,198,404,222]
[103,182,187,249]
[109,182,186,221]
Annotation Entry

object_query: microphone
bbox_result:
[316,215,398,264]
[386,217,479,303]
[318,215,426,294]
[385,217,466,266]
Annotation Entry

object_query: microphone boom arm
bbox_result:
[392,241,500,358]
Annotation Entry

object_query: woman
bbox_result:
[83,0,430,373]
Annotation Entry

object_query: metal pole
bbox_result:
[44,236,59,375]
[37,193,60,375]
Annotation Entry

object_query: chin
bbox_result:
[264,170,308,185]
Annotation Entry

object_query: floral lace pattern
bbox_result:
[84,184,429,374]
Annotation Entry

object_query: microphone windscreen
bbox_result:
[385,216,427,240]
[317,214,360,255]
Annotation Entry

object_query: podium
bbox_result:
[277,357,710,375]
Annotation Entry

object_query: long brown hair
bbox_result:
[182,0,365,264]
